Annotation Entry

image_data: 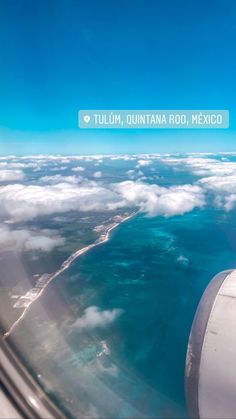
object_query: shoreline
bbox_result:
[3,211,137,339]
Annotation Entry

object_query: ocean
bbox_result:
[10,206,236,418]
[5,153,236,418]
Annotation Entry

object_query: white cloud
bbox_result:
[161,156,236,177]
[0,224,64,252]
[126,169,144,180]
[113,181,205,217]
[72,166,85,172]
[0,155,214,222]
[221,195,236,211]
[198,175,236,211]
[0,182,121,221]
[49,166,67,171]
[109,155,136,161]
[144,153,236,213]
[72,306,123,330]
[136,159,152,168]
[147,155,236,212]
[25,235,64,252]
[0,170,25,182]
[0,161,39,169]
[199,175,236,194]
[0,176,206,222]
[93,171,102,178]
[126,170,136,179]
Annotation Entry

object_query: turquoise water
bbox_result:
[10,206,236,417]
[41,208,236,418]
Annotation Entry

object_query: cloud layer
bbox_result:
[1,154,236,224]
[0,179,206,222]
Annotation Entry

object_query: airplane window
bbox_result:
[0,1,236,418]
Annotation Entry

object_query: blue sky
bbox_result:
[0,0,236,154]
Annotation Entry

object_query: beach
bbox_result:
[3,211,137,339]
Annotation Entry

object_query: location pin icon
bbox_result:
[84,115,90,123]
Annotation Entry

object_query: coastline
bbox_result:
[3,211,137,339]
